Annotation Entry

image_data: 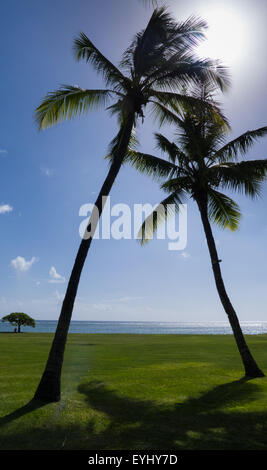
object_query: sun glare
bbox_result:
[197,6,247,66]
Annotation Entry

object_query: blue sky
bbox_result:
[0,0,267,322]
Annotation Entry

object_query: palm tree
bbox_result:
[33,9,229,402]
[127,82,267,378]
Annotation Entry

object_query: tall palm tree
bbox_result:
[34,9,229,402]
[127,82,267,378]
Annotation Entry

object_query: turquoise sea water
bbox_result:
[1,320,267,335]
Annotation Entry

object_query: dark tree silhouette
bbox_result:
[1,313,35,333]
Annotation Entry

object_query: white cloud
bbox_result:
[49,266,66,283]
[87,296,143,312]
[145,306,154,312]
[108,296,143,303]
[88,296,142,313]
[0,204,13,214]
[41,167,54,177]
[11,256,38,272]
[92,303,112,311]
[181,251,191,258]
[0,149,8,155]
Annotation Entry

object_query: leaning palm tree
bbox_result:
[34,8,230,402]
[128,82,267,378]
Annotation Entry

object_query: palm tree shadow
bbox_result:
[78,378,264,449]
[0,400,46,427]
[0,378,264,450]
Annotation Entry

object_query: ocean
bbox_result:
[1,320,267,335]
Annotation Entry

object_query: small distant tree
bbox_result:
[1,313,36,333]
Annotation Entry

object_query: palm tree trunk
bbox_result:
[197,194,264,378]
[34,114,135,402]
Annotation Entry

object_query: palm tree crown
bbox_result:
[35,8,229,135]
[128,82,267,239]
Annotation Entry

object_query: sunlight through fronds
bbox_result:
[36,7,230,134]
[36,87,111,130]
[208,189,241,231]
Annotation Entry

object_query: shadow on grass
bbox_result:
[0,400,46,427]
[76,378,266,450]
[1,378,266,450]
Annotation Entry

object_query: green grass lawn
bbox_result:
[0,332,267,450]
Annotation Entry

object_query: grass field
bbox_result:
[0,332,267,450]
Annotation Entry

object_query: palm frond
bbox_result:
[235,159,267,176]
[73,33,128,89]
[155,58,231,93]
[210,159,267,198]
[149,100,185,127]
[202,122,229,157]
[121,7,179,74]
[138,191,185,244]
[150,90,228,127]
[106,126,139,164]
[182,77,231,131]
[207,188,241,231]
[106,94,139,125]
[214,127,267,161]
[106,99,125,124]
[126,150,178,180]
[154,133,187,165]
[172,15,208,48]
[142,15,208,80]
[35,86,111,130]
[161,175,193,194]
